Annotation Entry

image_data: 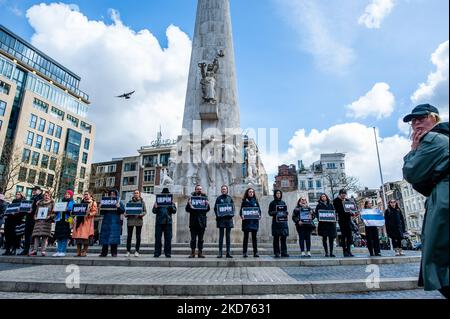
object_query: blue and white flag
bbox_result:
[360,209,385,227]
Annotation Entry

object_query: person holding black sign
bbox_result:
[18,186,43,256]
[239,188,261,258]
[214,185,235,258]
[29,191,55,256]
[334,189,354,257]
[362,201,382,257]
[99,189,125,257]
[53,190,75,257]
[72,191,97,257]
[384,200,407,256]
[2,192,24,256]
[316,194,337,257]
[185,185,210,258]
[125,190,147,257]
[292,197,315,257]
[268,190,289,258]
[153,188,177,258]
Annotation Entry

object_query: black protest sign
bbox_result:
[344,201,358,213]
[242,207,260,220]
[126,203,143,215]
[190,196,208,210]
[5,203,21,215]
[100,197,118,215]
[156,194,173,206]
[19,201,33,213]
[300,208,313,223]
[318,210,337,222]
[72,203,89,217]
[275,205,288,222]
[216,203,234,217]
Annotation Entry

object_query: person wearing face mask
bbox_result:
[125,190,147,257]
[239,188,261,258]
[214,185,235,258]
[185,185,210,258]
[316,193,337,258]
[402,104,449,299]
[53,190,75,257]
[72,191,98,257]
[292,197,315,257]
[268,190,289,258]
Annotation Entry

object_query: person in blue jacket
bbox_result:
[239,188,261,258]
[53,189,75,257]
[99,189,125,257]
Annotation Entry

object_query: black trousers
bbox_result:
[190,227,205,251]
[391,238,402,249]
[298,228,312,252]
[322,236,335,255]
[155,224,173,256]
[218,228,232,254]
[243,231,258,254]
[101,244,118,256]
[23,218,35,253]
[365,227,380,255]
[4,218,20,251]
[340,227,353,254]
[273,235,287,256]
[126,225,142,253]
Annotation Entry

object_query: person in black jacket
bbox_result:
[268,190,289,258]
[2,192,23,256]
[153,188,177,258]
[185,185,210,258]
[316,194,337,257]
[333,189,354,257]
[214,185,235,258]
[239,188,261,258]
[18,186,43,255]
[362,201,382,257]
[384,200,406,256]
[292,197,316,257]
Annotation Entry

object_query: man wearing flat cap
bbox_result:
[402,104,449,298]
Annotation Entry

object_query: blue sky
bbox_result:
[0,0,448,188]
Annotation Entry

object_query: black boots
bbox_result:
[189,249,195,258]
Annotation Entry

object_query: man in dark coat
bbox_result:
[18,186,43,255]
[334,189,354,257]
[185,185,210,258]
[214,185,235,258]
[153,188,177,258]
[268,190,289,258]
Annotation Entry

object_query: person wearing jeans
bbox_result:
[53,190,75,257]
[125,190,147,257]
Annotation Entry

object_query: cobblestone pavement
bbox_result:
[0,262,419,284]
[0,290,443,299]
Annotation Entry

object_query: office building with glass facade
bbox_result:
[0,25,95,200]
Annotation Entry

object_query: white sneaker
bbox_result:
[301,252,306,257]
[52,253,60,257]
[134,252,140,257]
[126,252,131,257]
[59,253,66,257]
[306,252,311,257]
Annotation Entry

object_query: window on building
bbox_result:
[16,185,24,194]
[67,114,79,127]
[0,119,2,131]
[326,163,337,169]
[84,138,90,150]
[144,170,155,183]
[78,181,84,194]
[106,177,115,187]
[143,186,154,194]
[143,155,158,167]
[25,131,34,146]
[107,164,115,173]
[49,157,57,171]
[80,166,86,179]
[82,152,88,164]
[38,118,46,132]
[316,180,322,188]
[44,138,52,152]
[53,141,60,154]
[124,162,137,172]
[41,154,49,168]
[27,169,37,184]
[50,106,64,121]
[18,167,27,181]
[29,114,38,129]
[37,172,46,186]
[46,174,54,188]
[95,178,104,188]
[25,188,33,199]
[281,180,289,188]
[300,181,306,190]
[33,98,49,113]
[55,125,62,139]
[22,149,31,163]
[160,153,170,166]
[96,166,105,174]
[308,180,314,189]
[47,122,55,136]
[0,81,10,95]
[123,176,136,186]
[0,100,6,117]
[31,151,40,166]
[34,135,43,149]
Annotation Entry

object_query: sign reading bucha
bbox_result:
[318,210,336,222]
[360,209,385,227]
[100,197,118,214]
[216,203,234,217]
[242,207,260,220]
[125,203,143,215]
[72,203,89,217]
[190,196,208,210]
[276,205,288,222]
[19,201,33,213]
[5,203,21,215]
[156,194,173,206]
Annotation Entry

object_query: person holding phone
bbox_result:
[29,191,54,256]
[239,188,261,258]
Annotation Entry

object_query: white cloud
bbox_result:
[25,3,192,162]
[358,0,395,29]
[411,40,449,121]
[260,123,411,189]
[397,118,410,136]
[346,82,395,119]
[276,0,356,74]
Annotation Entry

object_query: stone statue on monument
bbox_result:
[198,57,220,104]
[246,146,259,184]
